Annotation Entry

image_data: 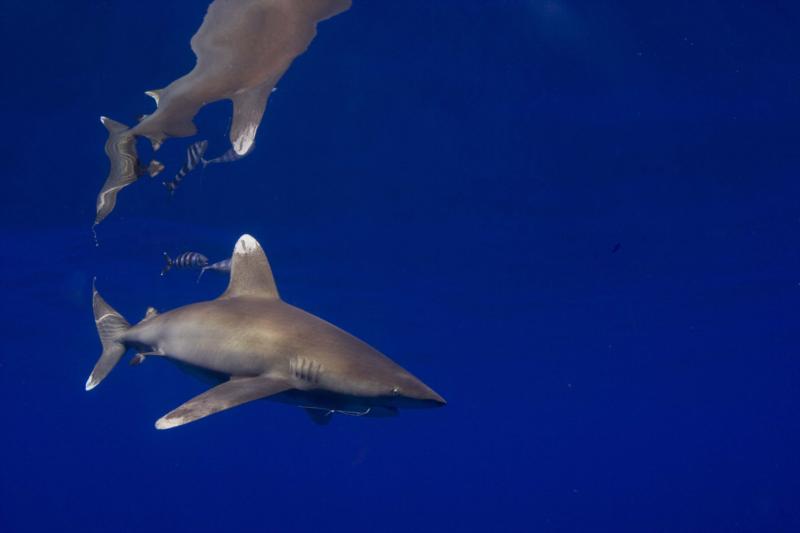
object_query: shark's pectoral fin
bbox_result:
[155,376,290,430]
[304,407,334,425]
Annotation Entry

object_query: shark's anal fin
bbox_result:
[304,407,333,426]
[218,234,279,300]
[155,376,290,429]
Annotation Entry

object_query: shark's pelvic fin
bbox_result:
[130,350,162,366]
[155,376,290,429]
[218,234,280,300]
[87,280,131,391]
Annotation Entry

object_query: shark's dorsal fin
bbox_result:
[218,234,279,300]
[144,307,159,320]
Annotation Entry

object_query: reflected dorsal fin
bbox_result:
[217,234,279,300]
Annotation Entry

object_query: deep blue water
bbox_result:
[2,1,800,531]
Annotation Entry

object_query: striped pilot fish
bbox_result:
[197,258,232,282]
[161,251,209,277]
[163,140,208,194]
[202,147,248,167]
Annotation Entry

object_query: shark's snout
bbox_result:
[393,375,447,408]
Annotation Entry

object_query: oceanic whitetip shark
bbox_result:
[87,234,446,429]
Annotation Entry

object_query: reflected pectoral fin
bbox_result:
[229,82,273,156]
[155,376,290,430]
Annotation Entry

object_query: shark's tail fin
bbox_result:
[86,280,131,391]
[161,252,174,276]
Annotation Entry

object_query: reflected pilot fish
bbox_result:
[164,140,208,194]
[87,234,445,429]
[202,148,246,167]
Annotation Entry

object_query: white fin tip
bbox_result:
[155,416,183,430]
[234,234,259,255]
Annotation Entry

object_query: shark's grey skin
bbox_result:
[94,117,163,228]
[88,234,445,429]
[130,0,351,153]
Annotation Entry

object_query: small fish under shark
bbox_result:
[161,251,231,281]
[88,234,445,429]
[163,140,208,194]
[203,147,248,167]
[198,258,231,281]
[161,251,208,276]
[162,139,253,195]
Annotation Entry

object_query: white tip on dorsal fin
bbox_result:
[144,307,159,320]
[218,234,279,300]
[145,89,162,106]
